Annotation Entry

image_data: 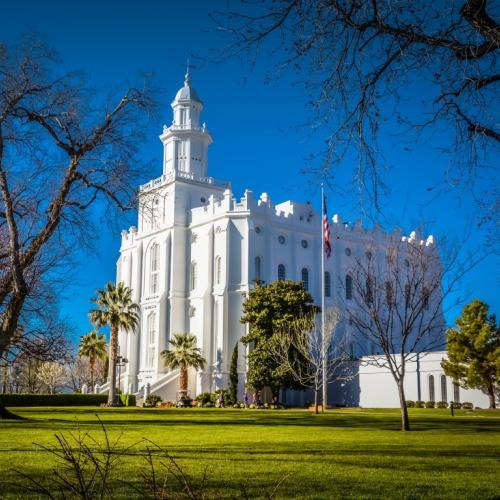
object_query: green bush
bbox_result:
[425,401,435,408]
[415,400,425,408]
[436,401,448,408]
[196,392,216,405]
[406,400,415,408]
[119,393,136,407]
[145,394,162,407]
[462,402,473,410]
[451,402,462,409]
[0,393,108,407]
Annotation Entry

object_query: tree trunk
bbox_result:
[90,357,95,389]
[314,388,319,414]
[397,379,410,431]
[179,366,187,393]
[107,325,118,406]
[487,381,496,409]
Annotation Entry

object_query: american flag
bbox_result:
[323,194,331,258]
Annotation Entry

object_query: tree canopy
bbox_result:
[442,299,499,408]
[240,280,317,394]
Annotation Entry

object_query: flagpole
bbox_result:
[321,183,327,412]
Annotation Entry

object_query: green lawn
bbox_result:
[0,407,499,498]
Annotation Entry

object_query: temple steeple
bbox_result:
[160,71,212,177]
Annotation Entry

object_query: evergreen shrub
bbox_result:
[406,400,415,408]
[415,400,425,408]
[462,402,473,410]
[145,394,162,407]
[425,401,435,408]
[436,401,448,408]
[119,393,136,407]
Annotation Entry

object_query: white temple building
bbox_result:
[113,73,493,408]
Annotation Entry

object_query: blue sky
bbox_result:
[2,0,498,340]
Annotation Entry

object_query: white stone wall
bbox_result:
[358,351,492,408]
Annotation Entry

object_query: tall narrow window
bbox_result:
[180,108,187,126]
[278,264,286,281]
[441,375,447,401]
[254,256,261,281]
[190,261,197,291]
[428,375,435,402]
[365,277,373,304]
[215,256,222,285]
[150,243,159,295]
[177,140,187,171]
[453,381,460,402]
[301,268,309,291]
[147,312,156,369]
[345,274,353,300]
[385,281,394,305]
[422,287,430,310]
[405,284,411,309]
[324,272,331,297]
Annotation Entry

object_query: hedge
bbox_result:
[0,393,108,407]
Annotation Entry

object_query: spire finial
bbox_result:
[184,58,191,86]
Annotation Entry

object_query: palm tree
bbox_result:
[89,282,139,405]
[78,329,107,388]
[161,333,206,396]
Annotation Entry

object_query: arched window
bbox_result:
[147,312,156,369]
[301,268,309,290]
[324,272,331,297]
[254,256,261,281]
[278,264,286,281]
[190,261,197,291]
[428,375,435,402]
[453,381,460,402]
[215,256,222,285]
[150,243,159,294]
[441,375,447,401]
[345,275,353,300]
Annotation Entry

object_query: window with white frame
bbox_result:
[278,264,286,281]
[176,140,187,171]
[150,243,159,295]
[301,268,309,291]
[147,312,156,369]
[441,375,447,401]
[345,274,353,300]
[324,272,331,297]
[255,256,262,281]
[428,374,435,402]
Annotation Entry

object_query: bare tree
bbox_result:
[0,37,155,407]
[1,316,71,394]
[272,307,352,414]
[36,361,65,394]
[213,1,499,226]
[345,231,482,430]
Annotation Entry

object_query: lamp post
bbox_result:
[116,355,128,402]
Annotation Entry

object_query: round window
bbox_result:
[345,248,351,256]
[278,235,286,244]
[301,239,308,249]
